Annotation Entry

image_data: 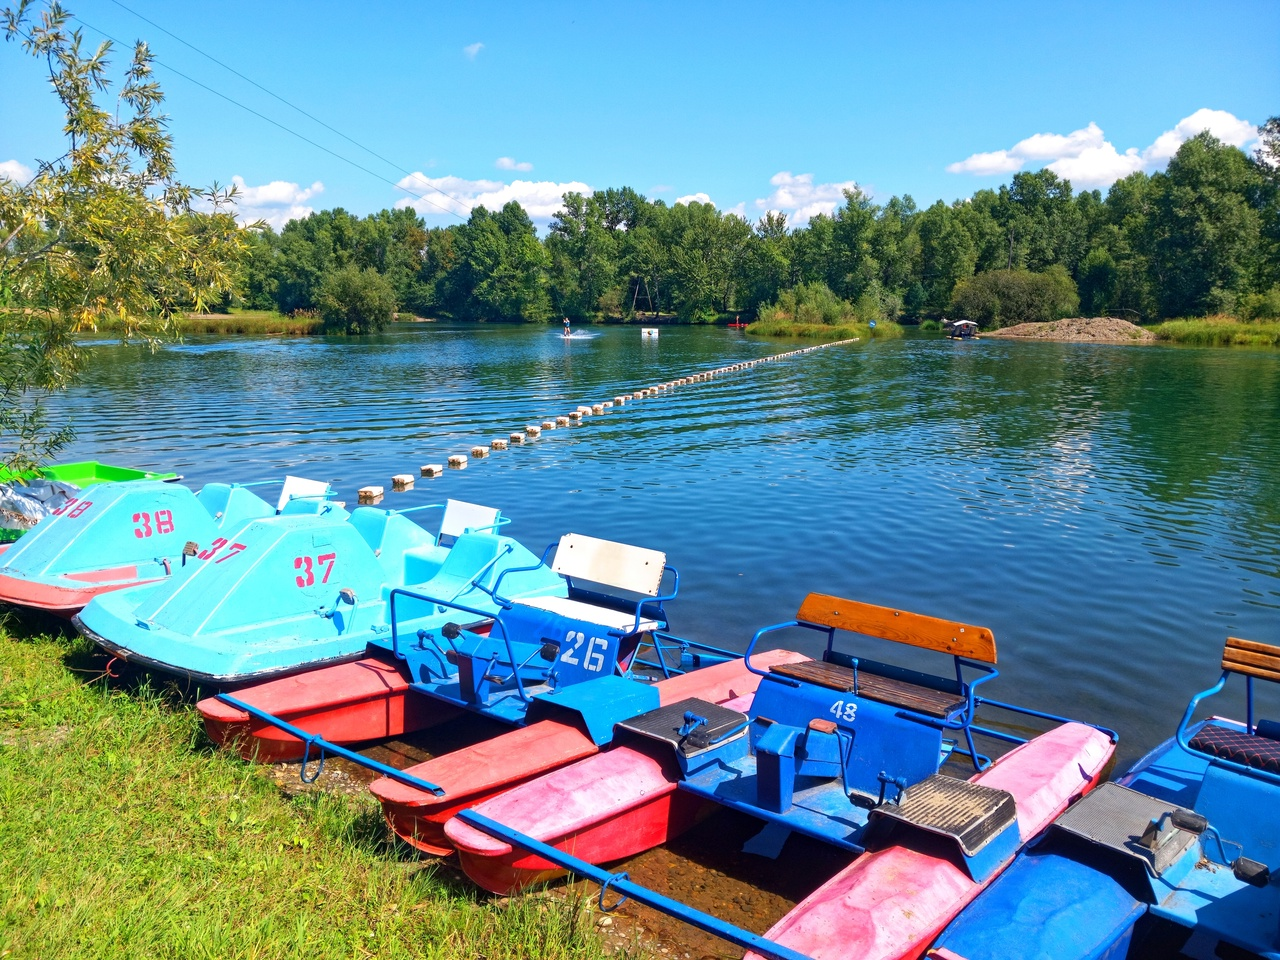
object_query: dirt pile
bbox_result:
[984,317,1154,342]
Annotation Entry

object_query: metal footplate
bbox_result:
[1052,781,1197,877]
[872,773,1017,856]
[617,697,749,756]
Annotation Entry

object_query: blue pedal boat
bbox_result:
[205,532,735,803]
[0,476,329,618]
[928,634,1280,960]
[74,498,567,685]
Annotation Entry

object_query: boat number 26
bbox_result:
[559,631,609,672]
[828,700,858,723]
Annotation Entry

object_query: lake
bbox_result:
[53,323,1280,765]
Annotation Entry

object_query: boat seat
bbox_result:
[510,595,660,634]
[769,658,966,719]
[1188,722,1280,775]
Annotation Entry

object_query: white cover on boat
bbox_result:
[439,499,501,539]
[510,595,660,633]
[276,476,331,512]
[551,533,666,596]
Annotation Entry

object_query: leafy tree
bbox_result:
[950,267,1079,328]
[316,263,396,334]
[1,1,246,470]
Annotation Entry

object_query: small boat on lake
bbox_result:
[444,593,1115,918]
[0,476,319,617]
[947,319,980,340]
[928,635,1280,960]
[198,534,744,843]
[76,498,566,684]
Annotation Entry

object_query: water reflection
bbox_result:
[54,325,1280,763]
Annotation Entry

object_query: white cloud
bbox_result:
[675,192,713,205]
[463,42,483,60]
[0,159,34,183]
[495,156,533,172]
[394,172,592,226]
[947,110,1259,190]
[228,175,323,229]
[753,171,859,226]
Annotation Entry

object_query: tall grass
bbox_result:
[1151,315,1280,347]
[0,627,627,960]
[746,319,903,340]
[178,310,324,335]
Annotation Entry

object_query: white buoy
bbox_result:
[642,328,659,338]
[421,464,443,478]
[613,396,627,405]
[509,432,526,444]
[358,485,384,503]
[542,420,556,430]
[448,454,468,467]
[491,438,509,450]
[592,404,604,415]
[471,446,489,458]
[568,410,583,420]
[525,425,542,437]
[391,474,414,490]
[556,415,571,426]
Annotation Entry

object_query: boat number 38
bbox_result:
[828,700,858,723]
[559,630,609,672]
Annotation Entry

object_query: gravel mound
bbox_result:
[984,317,1154,342]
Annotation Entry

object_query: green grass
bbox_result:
[177,310,324,335]
[1150,315,1280,347]
[746,319,904,340]
[0,625,628,960]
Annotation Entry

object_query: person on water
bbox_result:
[563,316,571,338]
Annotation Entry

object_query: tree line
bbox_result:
[234,125,1280,332]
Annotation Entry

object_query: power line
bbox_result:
[70,12,468,221]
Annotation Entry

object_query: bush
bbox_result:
[949,267,1080,329]
[919,319,942,331]
[316,264,397,334]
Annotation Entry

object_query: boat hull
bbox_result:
[0,567,161,618]
[376,650,804,856]
[745,722,1114,960]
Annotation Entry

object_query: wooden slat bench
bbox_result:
[766,593,995,718]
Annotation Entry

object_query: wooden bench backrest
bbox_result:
[795,593,997,664]
[439,499,501,539]
[1222,637,1280,683]
[552,533,667,597]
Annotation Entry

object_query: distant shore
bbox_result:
[984,317,1154,343]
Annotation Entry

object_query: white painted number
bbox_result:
[559,630,608,673]
[828,700,858,723]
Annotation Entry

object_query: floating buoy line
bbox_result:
[356,338,858,504]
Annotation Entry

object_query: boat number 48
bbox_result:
[828,700,858,723]
[559,631,609,672]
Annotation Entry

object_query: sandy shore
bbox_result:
[982,317,1154,342]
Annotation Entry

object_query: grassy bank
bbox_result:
[0,624,624,960]
[1150,315,1280,347]
[746,319,903,340]
[178,310,324,335]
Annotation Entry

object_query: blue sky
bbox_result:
[3,0,1277,230]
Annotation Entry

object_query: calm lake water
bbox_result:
[53,323,1280,766]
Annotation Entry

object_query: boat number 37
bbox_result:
[828,700,858,723]
[559,630,609,672]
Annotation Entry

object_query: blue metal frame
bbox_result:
[456,810,816,960]
[1174,671,1280,788]
[489,539,679,637]
[388,502,511,535]
[216,694,447,796]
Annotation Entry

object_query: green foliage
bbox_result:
[919,319,942,331]
[1151,315,1280,347]
[316,263,396,334]
[950,267,1080,328]
[0,1,247,470]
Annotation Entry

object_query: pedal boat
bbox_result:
[76,499,565,684]
[445,593,1115,909]
[199,534,743,841]
[928,635,1280,960]
[0,476,322,617]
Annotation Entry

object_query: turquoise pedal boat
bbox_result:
[0,476,325,617]
[73,498,567,685]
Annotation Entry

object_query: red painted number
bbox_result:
[133,512,153,538]
[54,498,93,518]
[214,543,246,564]
[293,553,338,588]
[155,510,174,534]
[197,537,228,560]
[133,510,177,538]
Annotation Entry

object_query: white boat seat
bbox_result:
[510,595,660,633]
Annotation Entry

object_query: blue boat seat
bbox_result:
[1188,723,1280,775]
[510,596,662,634]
